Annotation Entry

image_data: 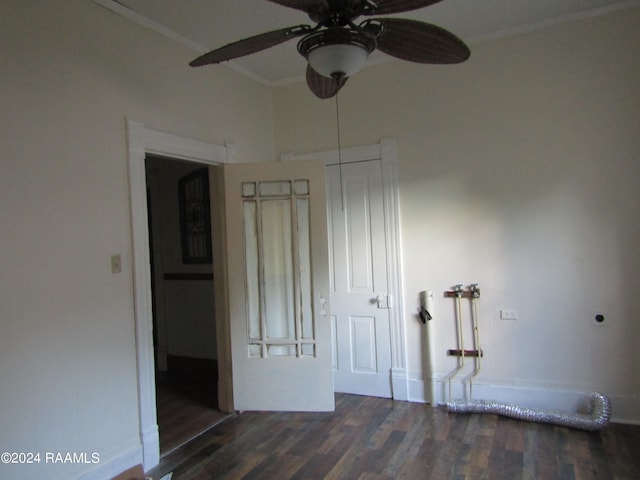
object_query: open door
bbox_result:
[221,159,334,411]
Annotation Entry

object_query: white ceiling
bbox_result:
[96,0,638,86]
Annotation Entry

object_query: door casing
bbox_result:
[127,119,235,471]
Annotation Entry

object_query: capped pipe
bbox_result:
[419,290,437,405]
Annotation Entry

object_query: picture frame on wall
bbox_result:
[178,167,212,264]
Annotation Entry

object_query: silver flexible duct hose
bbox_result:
[447,392,611,431]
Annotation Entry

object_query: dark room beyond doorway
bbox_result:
[145,154,227,455]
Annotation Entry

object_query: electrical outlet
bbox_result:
[500,308,519,321]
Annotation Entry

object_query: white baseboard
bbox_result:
[141,424,160,470]
[76,444,142,480]
[72,426,160,480]
[407,373,639,424]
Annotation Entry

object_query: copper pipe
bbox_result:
[447,284,465,401]
[468,284,481,399]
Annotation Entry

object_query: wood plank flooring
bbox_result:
[148,394,640,480]
[156,374,229,455]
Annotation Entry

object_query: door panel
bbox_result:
[346,179,375,292]
[351,316,378,373]
[224,160,333,411]
[328,160,392,398]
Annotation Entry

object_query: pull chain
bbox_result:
[335,82,345,211]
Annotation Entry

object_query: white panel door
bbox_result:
[328,160,392,398]
[224,159,334,412]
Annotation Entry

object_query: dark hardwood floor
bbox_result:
[148,393,640,479]
[156,373,230,455]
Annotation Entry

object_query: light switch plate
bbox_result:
[111,254,122,274]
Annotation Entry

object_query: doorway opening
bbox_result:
[145,155,229,456]
[127,120,234,470]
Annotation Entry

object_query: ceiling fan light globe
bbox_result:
[308,44,369,78]
[298,28,376,80]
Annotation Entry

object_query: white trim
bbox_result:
[391,368,409,401]
[126,118,227,471]
[283,138,408,400]
[142,127,227,164]
[76,444,141,480]
[466,0,640,45]
[380,138,408,401]
[91,0,208,55]
[287,143,383,166]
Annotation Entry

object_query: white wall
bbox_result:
[274,7,640,422]
[0,1,274,479]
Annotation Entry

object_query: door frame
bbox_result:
[281,138,408,400]
[126,118,235,470]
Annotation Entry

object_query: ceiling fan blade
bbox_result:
[364,18,469,64]
[306,65,348,99]
[190,25,311,67]
[362,0,443,15]
[266,0,329,13]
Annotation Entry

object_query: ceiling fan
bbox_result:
[189,0,470,99]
